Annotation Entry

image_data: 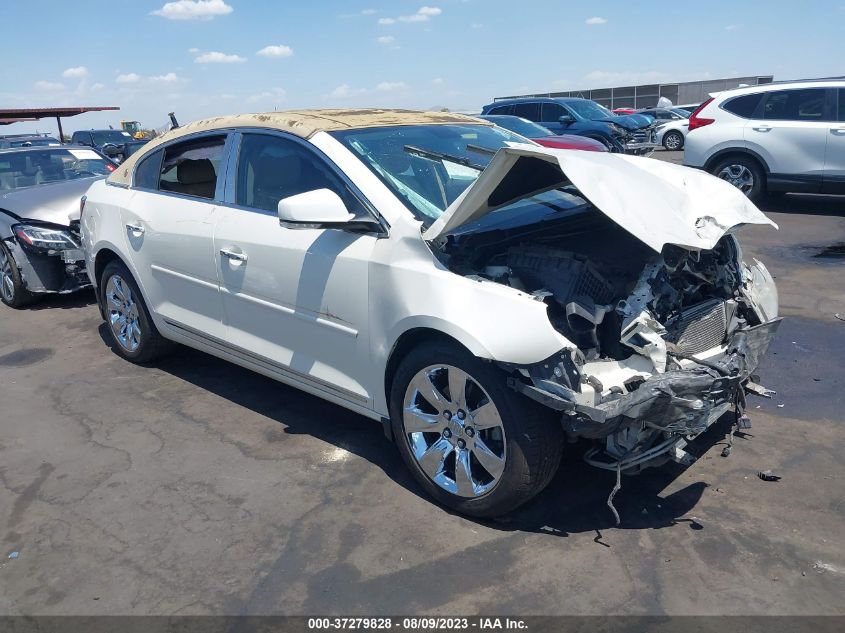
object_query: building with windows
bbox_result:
[495,76,774,110]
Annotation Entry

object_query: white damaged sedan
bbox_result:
[81,110,780,517]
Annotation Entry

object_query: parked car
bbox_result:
[71,129,135,152]
[684,79,845,200]
[0,134,61,149]
[612,108,637,115]
[0,146,115,307]
[478,115,608,151]
[81,110,780,517]
[637,108,692,151]
[482,97,658,154]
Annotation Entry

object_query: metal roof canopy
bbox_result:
[0,106,120,140]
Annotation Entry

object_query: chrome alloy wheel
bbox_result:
[717,163,754,195]
[0,247,14,303]
[403,365,507,498]
[664,131,682,150]
[105,274,141,352]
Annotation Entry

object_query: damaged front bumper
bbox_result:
[509,318,781,471]
[2,223,91,295]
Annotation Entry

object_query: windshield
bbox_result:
[482,116,550,139]
[567,100,613,120]
[90,130,133,145]
[0,148,114,191]
[331,124,527,225]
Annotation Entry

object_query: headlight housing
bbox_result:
[13,224,80,253]
[608,123,628,136]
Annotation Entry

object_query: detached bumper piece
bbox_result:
[511,319,782,471]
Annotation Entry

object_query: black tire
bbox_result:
[709,154,766,202]
[0,241,35,309]
[662,130,684,151]
[389,340,563,518]
[99,260,172,363]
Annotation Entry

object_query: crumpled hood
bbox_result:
[595,114,652,130]
[423,145,777,252]
[0,177,102,226]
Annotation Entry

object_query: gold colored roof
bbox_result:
[109,109,488,186]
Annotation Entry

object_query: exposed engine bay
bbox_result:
[435,203,780,475]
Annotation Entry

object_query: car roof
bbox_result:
[712,79,845,100]
[487,97,590,107]
[108,108,491,186]
[0,144,90,155]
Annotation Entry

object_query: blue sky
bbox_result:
[1,0,843,135]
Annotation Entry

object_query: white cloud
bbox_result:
[116,73,141,84]
[151,0,233,21]
[91,82,105,91]
[150,72,181,83]
[246,87,287,104]
[585,17,607,25]
[471,22,483,29]
[329,84,367,99]
[256,44,294,58]
[62,66,89,78]
[361,8,377,15]
[378,17,395,24]
[380,6,442,24]
[725,24,742,30]
[34,80,65,91]
[376,81,407,92]
[418,6,441,15]
[188,47,200,53]
[376,35,395,44]
[195,51,246,63]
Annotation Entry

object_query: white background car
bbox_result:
[684,80,845,200]
[637,108,691,150]
[81,110,780,517]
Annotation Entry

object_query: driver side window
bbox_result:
[236,134,367,217]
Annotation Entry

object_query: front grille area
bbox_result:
[665,300,728,355]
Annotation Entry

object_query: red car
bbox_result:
[612,107,637,115]
[478,115,608,152]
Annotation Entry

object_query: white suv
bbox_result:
[684,80,845,201]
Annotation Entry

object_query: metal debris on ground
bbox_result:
[721,445,732,457]
[835,313,845,321]
[7,551,19,559]
[607,463,622,526]
[758,470,782,482]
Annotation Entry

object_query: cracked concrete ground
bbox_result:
[0,153,843,615]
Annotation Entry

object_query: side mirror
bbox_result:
[277,188,356,228]
[558,114,574,124]
[101,143,120,157]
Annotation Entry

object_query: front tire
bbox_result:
[662,130,684,151]
[389,341,563,518]
[0,241,34,309]
[711,155,765,201]
[100,260,172,363]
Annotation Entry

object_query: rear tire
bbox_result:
[710,155,765,202]
[662,130,684,151]
[0,241,35,309]
[100,260,172,363]
[389,340,563,518]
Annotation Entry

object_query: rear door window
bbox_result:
[838,88,845,121]
[761,88,832,121]
[512,102,541,121]
[158,135,226,200]
[487,105,512,115]
[134,149,163,189]
[722,93,764,118]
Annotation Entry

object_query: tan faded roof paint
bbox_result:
[108,109,490,186]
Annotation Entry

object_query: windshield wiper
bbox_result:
[403,145,485,171]
[465,144,498,157]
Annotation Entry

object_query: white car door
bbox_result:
[120,133,230,339]
[823,87,845,194]
[744,88,830,190]
[213,132,379,404]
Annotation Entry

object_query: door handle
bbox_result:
[220,248,247,263]
[752,125,772,132]
[831,127,845,135]
[126,223,145,236]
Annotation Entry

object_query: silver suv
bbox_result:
[684,80,845,201]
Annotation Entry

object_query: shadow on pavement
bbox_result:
[100,323,734,537]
